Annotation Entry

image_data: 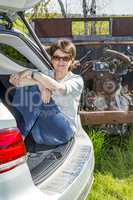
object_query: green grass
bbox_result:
[88,173,133,200]
[13,19,29,34]
[72,21,109,35]
[84,127,133,200]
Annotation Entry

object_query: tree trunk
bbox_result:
[90,0,96,35]
[58,0,67,18]
[82,0,89,35]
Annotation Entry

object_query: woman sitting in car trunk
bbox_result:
[9,39,84,146]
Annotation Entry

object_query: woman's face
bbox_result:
[51,49,73,73]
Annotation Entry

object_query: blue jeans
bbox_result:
[11,85,74,146]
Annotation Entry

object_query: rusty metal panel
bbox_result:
[79,111,133,125]
[112,18,133,36]
[33,18,72,38]
[71,17,110,21]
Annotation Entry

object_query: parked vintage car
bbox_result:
[0,1,94,200]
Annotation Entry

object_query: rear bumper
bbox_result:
[38,127,94,200]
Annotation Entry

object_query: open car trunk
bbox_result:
[25,134,74,185]
[0,29,76,186]
[0,74,94,197]
[0,76,75,186]
[0,74,75,186]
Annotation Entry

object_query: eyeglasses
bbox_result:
[52,55,71,62]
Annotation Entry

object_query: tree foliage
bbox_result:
[30,0,51,19]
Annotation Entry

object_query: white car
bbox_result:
[0,1,94,200]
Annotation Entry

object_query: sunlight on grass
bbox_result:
[13,18,29,34]
[72,21,86,35]
[84,126,133,200]
[72,21,109,35]
[95,21,110,35]
[88,173,133,200]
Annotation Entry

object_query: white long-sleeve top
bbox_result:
[51,72,84,132]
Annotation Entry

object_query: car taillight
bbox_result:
[0,128,27,174]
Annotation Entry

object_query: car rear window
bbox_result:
[0,43,36,69]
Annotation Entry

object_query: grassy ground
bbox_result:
[84,127,133,200]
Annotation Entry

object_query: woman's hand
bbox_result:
[9,70,37,87]
[17,69,32,80]
[42,88,52,104]
[39,84,52,104]
[9,73,20,86]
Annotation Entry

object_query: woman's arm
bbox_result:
[18,69,84,96]
[18,69,66,94]
[9,71,52,104]
[9,72,38,87]
[33,72,66,94]
[32,71,84,97]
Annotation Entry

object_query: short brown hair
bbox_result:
[49,39,76,71]
[50,39,76,59]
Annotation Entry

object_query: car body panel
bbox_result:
[0,0,41,13]
[0,163,51,200]
[0,32,50,74]
[0,102,16,129]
